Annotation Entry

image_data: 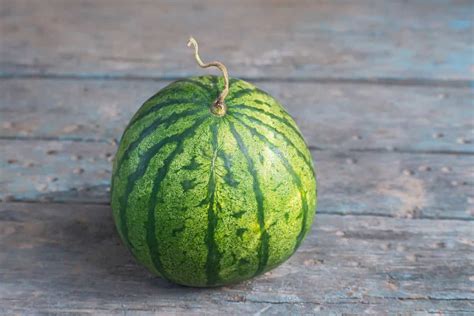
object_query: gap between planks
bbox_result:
[0,73,472,89]
[1,200,472,222]
[1,136,473,156]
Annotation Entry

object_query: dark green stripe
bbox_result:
[232,116,309,252]
[229,103,305,143]
[229,78,240,85]
[205,121,222,286]
[155,78,209,101]
[231,110,313,172]
[177,78,215,96]
[128,76,218,126]
[218,148,239,188]
[228,88,256,102]
[145,115,209,279]
[118,116,207,256]
[144,116,207,279]
[117,107,204,173]
[229,87,277,103]
[228,121,269,276]
[209,76,220,99]
[129,97,202,127]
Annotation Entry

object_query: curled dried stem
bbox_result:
[187,37,229,116]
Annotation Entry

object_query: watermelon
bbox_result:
[111,39,317,287]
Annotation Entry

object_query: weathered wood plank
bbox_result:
[1,79,473,153]
[1,0,472,81]
[0,202,472,314]
[1,139,472,220]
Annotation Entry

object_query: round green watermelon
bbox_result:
[111,73,317,287]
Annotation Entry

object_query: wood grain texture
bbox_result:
[0,0,472,81]
[2,139,473,220]
[1,79,473,153]
[1,0,473,313]
[0,202,472,315]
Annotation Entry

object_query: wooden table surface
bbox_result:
[1,0,473,314]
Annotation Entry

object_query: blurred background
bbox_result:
[1,0,473,314]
